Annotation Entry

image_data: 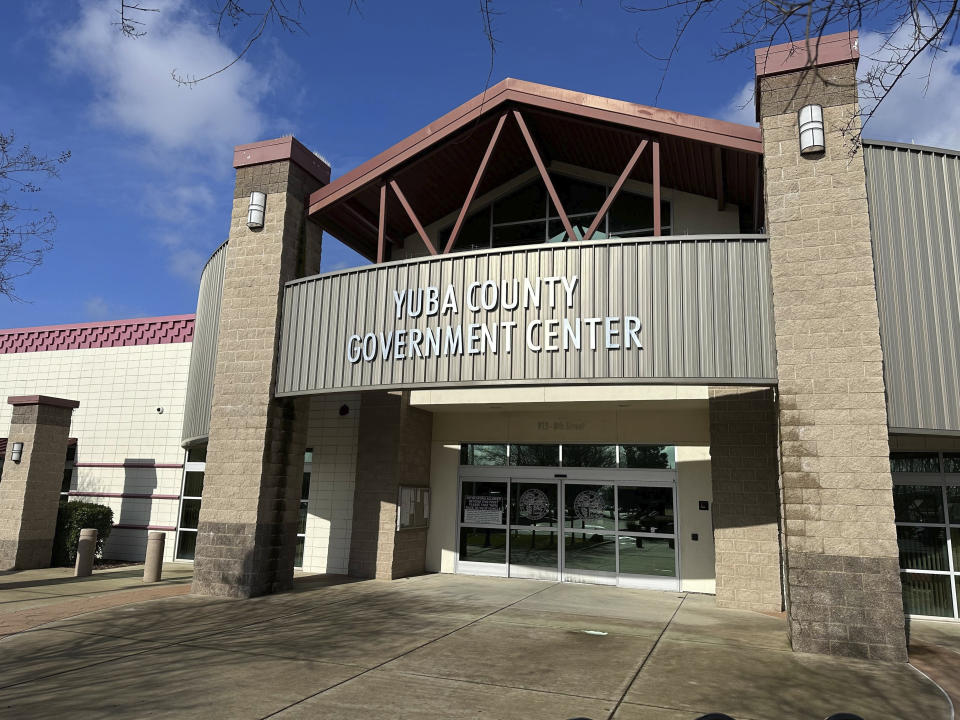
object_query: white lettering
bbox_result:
[423,327,441,357]
[604,317,620,349]
[625,316,643,349]
[362,334,377,362]
[466,282,482,312]
[526,320,542,352]
[501,321,517,353]
[562,318,581,350]
[380,331,394,360]
[501,280,519,310]
[481,323,497,354]
[467,323,482,355]
[524,278,541,309]
[583,317,602,351]
[544,319,560,351]
[560,276,579,309]
[480,281,498,311]
[408,328,424,358]
[393,290,406,320]
[441,285,458,315]
[394,329,406,359]
[444,326,463,356]
[347,335,362,363]
[543,276,561,308]
[424,286,440,316]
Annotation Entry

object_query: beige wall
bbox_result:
[421,388,715,592]
[0,344,192,561]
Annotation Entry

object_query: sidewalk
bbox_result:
[0,563,193,637]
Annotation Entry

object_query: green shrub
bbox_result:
[51,501,114,566]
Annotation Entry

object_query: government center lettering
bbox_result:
[346,275,644,364]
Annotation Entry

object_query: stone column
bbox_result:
[349,391,432,580]
[708,386,783,613]
[0,395,80,570]
[757,31,907,661]
[191,137,329,598]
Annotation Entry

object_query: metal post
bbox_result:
[143,531,166,583]
[74,528,97,577]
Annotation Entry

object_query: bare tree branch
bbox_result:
[0,132,70,302]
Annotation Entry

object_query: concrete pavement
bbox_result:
[0,570,954,719]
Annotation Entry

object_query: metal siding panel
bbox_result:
[865,142,960,432]
[275,235,776,394]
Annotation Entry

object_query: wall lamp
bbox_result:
[10,442,24,463]
[247,191,266,229]
[798,104,825,155]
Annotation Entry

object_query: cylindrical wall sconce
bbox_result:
[798,104,825,155]
[10,442,24,462]
[247,191,266,229]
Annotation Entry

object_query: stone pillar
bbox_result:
[349,391,432,580]
[191,137,329,598]
[708,386,783,613]
[757,32,907,661]
[0,395,80,570]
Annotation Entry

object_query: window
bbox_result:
[459,443,675,469]
[296,448,312,568]
[440,174,671,252]
[892,450,960,620]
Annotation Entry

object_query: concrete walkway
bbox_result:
[0,571,953,720]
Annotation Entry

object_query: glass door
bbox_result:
[615,482,678,590]
[563,481,617,585]
[457,477,509,577]
[509,479,560,580]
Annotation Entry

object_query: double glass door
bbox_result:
[458,471,678,590]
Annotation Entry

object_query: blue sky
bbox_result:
[2,1,958,328]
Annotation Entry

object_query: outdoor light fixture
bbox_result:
[247,191,266,229]
[10,442,24,463]
[798,104,825,155]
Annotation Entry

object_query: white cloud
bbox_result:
[859,26,960,149]
[720,80,758,126]
[83,296,110,320]
[53,0,267,155]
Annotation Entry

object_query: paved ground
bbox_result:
[0,564,193,637]
[0,569,955,720]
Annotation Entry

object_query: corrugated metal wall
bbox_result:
[276,235,777,396]
[181,241,228,446]
[865,141,960,434]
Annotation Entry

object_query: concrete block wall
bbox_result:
[193,149,325,598]
[759,49,907,661]
[0,343,191,562]
[301,393,361,574]
[708,386,783,613]
[350,391,432,579]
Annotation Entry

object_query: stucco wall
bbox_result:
[0,343,192,561]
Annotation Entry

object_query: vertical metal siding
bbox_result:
[865,141,960,433]
[276,235,776,396]
[180,241,228,445]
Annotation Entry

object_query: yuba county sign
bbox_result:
[275,236,777,396]
[346,275,643,364]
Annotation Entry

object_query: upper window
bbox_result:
[440,174,670,252]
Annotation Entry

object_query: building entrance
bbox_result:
[457,466,679,590]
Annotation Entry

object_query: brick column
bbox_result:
[191,137,329,598]
[0,396,79,570]
[349,391,432,579]
[709,387,783,613]
[757,32,907,661]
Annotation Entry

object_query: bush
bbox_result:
[51,501,114,566]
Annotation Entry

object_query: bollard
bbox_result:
[143,531,166,583]
[74,528,97,577]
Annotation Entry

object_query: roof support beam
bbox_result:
[513,110,577,243]
[713,146,726,212]
[653,140,662,237]
[582,139,648,243]
[444,113,508,254]
[377,183,387,264]
[389,179,437,256]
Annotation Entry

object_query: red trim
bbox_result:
[113,524,178,531]
[0,315,194,354]
[67,492,181,500]
[7,395,80,409]
[755,30,859,79]
[74,462,184,469]
[234,137,331,185]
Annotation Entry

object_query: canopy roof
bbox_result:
[309,79,763,260]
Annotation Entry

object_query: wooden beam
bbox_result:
[377,183,386,263]
[653,140,661,237]
[445,113,508,254]
[512,110,577,243]
[582,139,648,242]
[389,179,437,256]
[713,146,726,212]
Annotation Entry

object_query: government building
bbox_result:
[1,31,958,664]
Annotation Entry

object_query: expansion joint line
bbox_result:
[606,594,686,720]
[259,581,560,719]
